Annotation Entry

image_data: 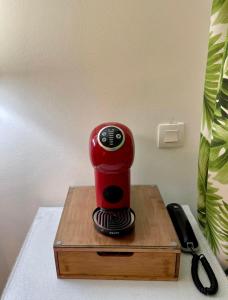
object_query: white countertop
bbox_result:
[1,206,228,300]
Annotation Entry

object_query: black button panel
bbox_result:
[103,185,123,203]
[98,126,124,150]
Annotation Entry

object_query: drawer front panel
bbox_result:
[57,250,178,280]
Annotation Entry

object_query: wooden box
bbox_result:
[54,185,180,280]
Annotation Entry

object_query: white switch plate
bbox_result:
[157,122,184,148]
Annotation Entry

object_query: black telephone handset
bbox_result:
[167,203,218,296]
[167,203,198,252]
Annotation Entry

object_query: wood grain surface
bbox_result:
[54,185,180,250]
[56,250,177,280]
[54,185,181,280]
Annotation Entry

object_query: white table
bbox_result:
[1,206,228,300]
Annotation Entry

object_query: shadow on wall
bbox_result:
[0,244,8,292]
[133,135,199,213]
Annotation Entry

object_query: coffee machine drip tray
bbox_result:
[92,207,135,237]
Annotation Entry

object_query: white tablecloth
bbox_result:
[1,206,228,300]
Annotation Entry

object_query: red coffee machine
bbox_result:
[89,122,135,236]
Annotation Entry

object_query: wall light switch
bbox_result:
[163,130,178,143]
[157,122,184,148]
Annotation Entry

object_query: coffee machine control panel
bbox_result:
[98,126,125,151]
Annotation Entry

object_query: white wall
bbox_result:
[0,0,211,293]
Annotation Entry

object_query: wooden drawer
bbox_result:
[55,249,180,280]
[54,186,181,280]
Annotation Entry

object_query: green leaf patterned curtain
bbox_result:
[198,0,228,272]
